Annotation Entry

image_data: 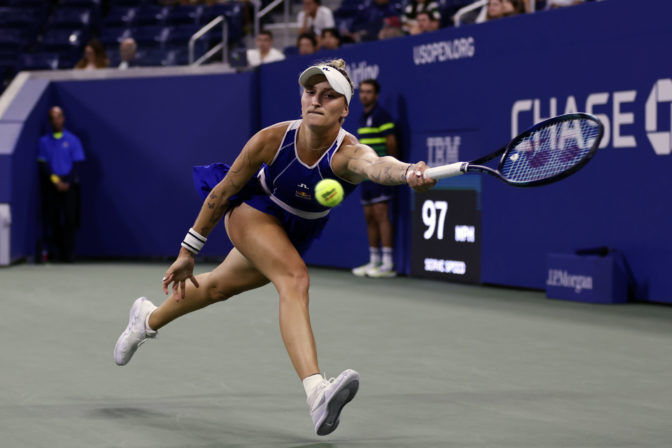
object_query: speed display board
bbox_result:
[411,189,481,283]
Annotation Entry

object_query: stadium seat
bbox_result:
[135,5,172,26]
[49,8,94,29]
[141,46,187,67]
[0,29,30,51]
[0,0,48,6]
[204,3,244,44]
[40,29,88,55]
[59,0,101,7]
[168,24,203,45]
[102,7,138,28]
[0,7,39,27]
[167,5,205,26]
[228,46,248,68]
[133,25,170,48]
[99,27,134,47]
[19,52,60,71]
[108,0,152,7]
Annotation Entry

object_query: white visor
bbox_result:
[298,65,352,105]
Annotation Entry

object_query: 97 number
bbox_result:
[422,200,447,240]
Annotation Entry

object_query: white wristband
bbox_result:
[181,228,207,255]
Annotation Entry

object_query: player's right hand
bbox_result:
[162,248,200,301]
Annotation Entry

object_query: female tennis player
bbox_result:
[114,59,436,436]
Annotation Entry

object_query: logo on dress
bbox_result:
[295,191,312,200]
[295,183,312,200]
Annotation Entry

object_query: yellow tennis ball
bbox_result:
[315,179,344,208]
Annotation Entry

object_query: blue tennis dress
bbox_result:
[193,120,358,254]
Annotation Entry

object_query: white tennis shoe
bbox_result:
[114,297,157,366]
[352,262,378,277]
[366,264,397,278]
[308,369,360,436]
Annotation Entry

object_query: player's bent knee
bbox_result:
[275,268,310,300]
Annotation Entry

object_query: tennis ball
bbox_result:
[315,179,344,208]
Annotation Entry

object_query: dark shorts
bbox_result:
[360,181,393,206]
[192,163,328,255]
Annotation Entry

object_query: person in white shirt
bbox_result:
[118,38,137,70]
[247,30,286,67]
[297,0,335,37]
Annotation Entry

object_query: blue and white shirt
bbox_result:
[257,120,358,219]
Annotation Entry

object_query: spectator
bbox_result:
[297,32,318,56]
[297,0,335,37]
[320,27,341,51]
[247,30,285,67]
[118,38,138,69]
[402,0,441,34]
[502,0,526,15]
[351,79,399,278]
[350,0,401,42]
[410,11,440,34]
[484,0,525,21]
[75,39,109,70]
[546,0,584,8]
[38,107,85,263]
[378,16,404,40]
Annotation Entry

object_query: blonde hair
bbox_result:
[319,58,355,100]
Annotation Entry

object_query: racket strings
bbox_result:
[500,119,601,183]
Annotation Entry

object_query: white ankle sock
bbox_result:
[145,311,156,334]
[382,247,394,267]
[369,247,381,265]
[303,373,324,400]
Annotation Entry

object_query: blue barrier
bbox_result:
[1,0,670,303]
[0,78,52,261]
[51,71,259,258]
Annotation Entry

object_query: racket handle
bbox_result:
[423,162,468,180]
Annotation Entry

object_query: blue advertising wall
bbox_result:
[0,78,52,261]
[50,71,258,258]
[2,0,670,302]
[259,0,672,302]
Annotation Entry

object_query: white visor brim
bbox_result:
[298,65,352,104]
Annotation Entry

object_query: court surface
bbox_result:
[1,262,671,448]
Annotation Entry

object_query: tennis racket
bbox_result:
[423,113,604,187]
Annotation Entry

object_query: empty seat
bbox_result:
[0,0,48,7]
[99,27,134,46]
[49,8,94,29]
[59,0,101,7]
[108,0,153,7]
[141,46,186,67]
[20,52,60,71]
[168,24,203,44]
[133,25,170,48]
[102,7,138,27]
[40,29,86,54]
[0,29,30,51]
[168,5,205,25]
[135,5,172,26]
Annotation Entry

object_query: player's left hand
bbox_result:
[406,161,436,192]
[162,248,200,301]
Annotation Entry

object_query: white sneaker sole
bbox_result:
[316,370,360,436]
[367,270,397,278]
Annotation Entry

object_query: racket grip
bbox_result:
[424,162,467,180]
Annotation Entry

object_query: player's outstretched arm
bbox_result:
[337,142,436,192]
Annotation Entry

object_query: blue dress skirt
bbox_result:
[192,163,329,255]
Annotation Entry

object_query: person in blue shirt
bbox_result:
[352,79,400,278]
[38,106,85,262]
[113,59,436,436]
